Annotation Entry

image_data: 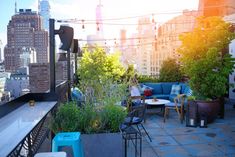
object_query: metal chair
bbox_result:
[127,96,152,142]
[120,110,142,157]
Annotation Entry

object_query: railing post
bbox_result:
[67,49,71,101]
[49,19,56,93]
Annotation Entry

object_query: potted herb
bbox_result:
[178,16,235,123]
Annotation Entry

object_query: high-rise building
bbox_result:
[156,10,197,75]
[0,39,2,61]
[19,47,37,67]
[29,63,50,93]
[39,0,50,30]
[136,17,155,75]
[198,0,235,16]
[4,9,48,72]
[56,53,68,84]
[120,29,127,50]
[5,67,29,98]
[96,0,104,37]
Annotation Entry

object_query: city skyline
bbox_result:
[0,0,199,49]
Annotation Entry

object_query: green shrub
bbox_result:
[100,104,127,133]
[137,75,158,83]
[50,102,127,134]
[77,104,100,134]
[50,102,79,134]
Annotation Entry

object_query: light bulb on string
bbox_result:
[96,22,99,31]
[152,14,155,23]
[82,19,85,29]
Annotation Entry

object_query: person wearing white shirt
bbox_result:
[129,75,141,105]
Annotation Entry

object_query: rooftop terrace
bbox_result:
[37,100,235,157]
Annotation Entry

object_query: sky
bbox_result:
[0,0,199,58]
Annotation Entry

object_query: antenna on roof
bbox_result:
[38,0,40,14]
[15,1,17,14]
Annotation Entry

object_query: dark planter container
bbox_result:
[81,133,124,157]
[196,99,220,123]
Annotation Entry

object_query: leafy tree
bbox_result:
[178,16,235,99]
[78,46,124,82]
[158,58,183,82]
[77,46,126,103]
[121,64,135,82]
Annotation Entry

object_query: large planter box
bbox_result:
[81,133,124,157]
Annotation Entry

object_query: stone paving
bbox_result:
[127,103,235,157]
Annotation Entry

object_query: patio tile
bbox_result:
[172,134,206,145]
[158,122,184,129]
[128,143,158,157]
[153,145,191,157]
[144,122,161,129]
[197,132,232,143]
[146,128,168,136]
[163,127,200,135]
[142,147,158,157]
[149,136,179,147]
[227,153,235,157]
[210,140,235,155]
[182,143,224,157]
[142,138,151,148]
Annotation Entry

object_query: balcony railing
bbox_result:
[0,81,69,157]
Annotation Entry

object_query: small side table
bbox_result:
[120,125,142,157]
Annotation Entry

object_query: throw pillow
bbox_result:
[144,89,153,96]
[184,86,193,96]
[170,84,181,95]
[140,85,154,92]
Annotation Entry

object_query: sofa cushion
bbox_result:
[162,82,178,94]
[144,83,162,95]
[170,84,181,95]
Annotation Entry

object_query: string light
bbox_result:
[56,5,235,23]
[54,5,235,48]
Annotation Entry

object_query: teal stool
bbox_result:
[52,132,84,157]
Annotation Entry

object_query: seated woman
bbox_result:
[129,75,141,106]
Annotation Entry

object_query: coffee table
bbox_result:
[145,99,170,116]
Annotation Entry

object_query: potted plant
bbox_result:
[178,16,235,123]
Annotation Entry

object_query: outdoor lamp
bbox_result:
[199,113,207,128]
[58,25,74,51]
[186,101,198,127]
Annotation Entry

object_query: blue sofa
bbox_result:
[140,82,191,102]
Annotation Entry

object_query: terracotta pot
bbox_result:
[196,99,220,123]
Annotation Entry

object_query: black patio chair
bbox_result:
[120,110,142,157]
[126,96,152,142]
